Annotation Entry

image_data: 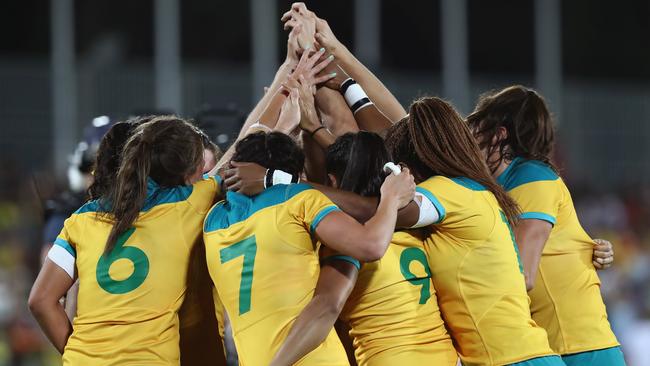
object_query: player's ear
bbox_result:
[493,126,508,145]
[327,173,339,189]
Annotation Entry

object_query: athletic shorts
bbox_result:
[562,346,626,366]
[509,355,566,366]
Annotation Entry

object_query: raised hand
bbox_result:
[296,75,321,133]
[285,24,302,65]
[317,63,351,91]
[380,167,416,209]
[276,88,301,135]
[292,46,336,88]
[281,2,316,50]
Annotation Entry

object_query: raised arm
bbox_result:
[318,63,394,135]
[213,28,334,173]
[283,3,407,122]
[270,255,358,366]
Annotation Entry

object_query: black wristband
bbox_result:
[350,97,372,113]
[340,78,357,94]
[265,168,275,189]
[310,125,326,138]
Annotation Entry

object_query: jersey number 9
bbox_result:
[399,247,432,304]
[96,228,150,294]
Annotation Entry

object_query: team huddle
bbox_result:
[28,3,625,366]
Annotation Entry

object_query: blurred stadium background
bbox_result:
[0,0,649,365]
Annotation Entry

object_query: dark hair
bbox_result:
[232,131,304,176]
[385,97,520,225]
[104,116,204,253]
[466,85,556,172]
[325,132,390,197]
[89,116,155,200]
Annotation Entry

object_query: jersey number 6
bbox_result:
[220,236,257,315]
[96,228,150,294]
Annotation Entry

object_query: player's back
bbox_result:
[340,229,457,366]
[58,177,218,365]
[498,157,619,354]
[418,175,555,365]
[204,183,349,366]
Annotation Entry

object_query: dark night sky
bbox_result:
[1,0,648,80]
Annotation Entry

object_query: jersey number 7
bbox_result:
[220,236,257,315]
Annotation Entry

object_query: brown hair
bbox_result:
[466,85,556,172]
[385,97,520,225]
[89,116,155,201]
[104,116,204,253]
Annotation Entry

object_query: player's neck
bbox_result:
[492,157,512,180]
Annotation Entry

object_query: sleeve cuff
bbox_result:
[321,255,361,270]
[54,237,76,257]
[310,206,340,234]
[203,173,223,185]
[519,212,557,225]
[48,244,76,278]
[415,187,446,224]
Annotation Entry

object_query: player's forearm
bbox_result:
[240,62,294,138]
[315,87,358,137]
[311,127,336,149]
[356,195,401,260]
[63,281,79,321]
[258,89,289,129]
[215,63,294,171]
[515,221,552,291]
[354,104,394,136]
[333,47,406,123]
[311,183,379,223]
[324,195,399,261]
[269,295,340,366]
[29,299,72,353]
[302,133,329,184]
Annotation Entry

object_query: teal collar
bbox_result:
[496,157,522,186]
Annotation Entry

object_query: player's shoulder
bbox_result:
[203,183,316,233]
[204,200,227,233]
[419,175,485,194]
[498,157,559,191]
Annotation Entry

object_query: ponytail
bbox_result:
[389,97,521,226]
[105,131,151,253]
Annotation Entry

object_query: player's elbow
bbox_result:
[355,239,387,262]
[308,295,343,326]
[323,298,345,319]
[524,274,536,292]
[27,289,48,315]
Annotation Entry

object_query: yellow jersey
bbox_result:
[497,157,619,355]
[54,175,220,365]
[340,229,457,366]
[418,176,555,366]
[204,183,349,366]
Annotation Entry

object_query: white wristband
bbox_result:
[410,192,440,228]
[343,83,369,108]
[383,162,401,175]
[273,169,295,185]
